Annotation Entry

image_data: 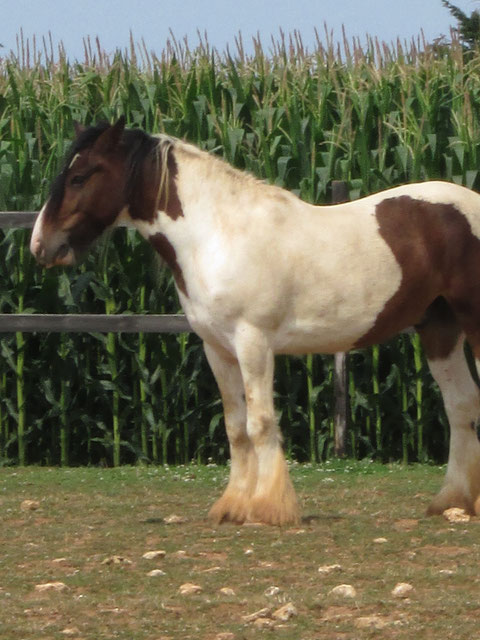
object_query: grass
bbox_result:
[1,462,479,639]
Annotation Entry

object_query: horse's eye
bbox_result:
[70,174,87,186]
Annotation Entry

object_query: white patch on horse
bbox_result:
[133,215,164,238]
[68,153,81,170]
[30,204,47,257]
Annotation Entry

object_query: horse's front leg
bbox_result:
[204,342,256,524]
[235,326,300,526]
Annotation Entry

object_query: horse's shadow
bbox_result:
[301,514,345,524]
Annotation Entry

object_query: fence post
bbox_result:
[331,181,349,458]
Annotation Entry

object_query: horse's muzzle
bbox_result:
[30,237,74,268]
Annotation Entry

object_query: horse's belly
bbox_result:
[273,316,377,355]
[182,260,406,356]
[273,265,404,354]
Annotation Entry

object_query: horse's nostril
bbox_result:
[31,240,46,263]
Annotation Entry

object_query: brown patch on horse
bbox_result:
[149,233,188,297]
[355,196,480,348]
[159,149,183,220]
[129,144,183,223]
[415,297,461,360]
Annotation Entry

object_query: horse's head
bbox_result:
[30,117,131,267]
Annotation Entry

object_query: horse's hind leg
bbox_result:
[203,341,255,524]
[418,300,480,515]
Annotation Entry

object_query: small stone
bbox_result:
[355,615,389,630]
[438,569,456,576]
[147,569,166,577]
[329,584,357,598]
[373,537,388,544]
[391,582,414,598]
[318,564,342,575]
[52,558,68,565]
[219,587,236,596]
[142,550,166,560]
[21,500,40,511]
[215,634,235,640]
[253,618,274,629]
[101,556,132,565]
[443,508,470,524]
[35,581,68,593]
[61,628,80,636]
[272,602,297,621]
[244,548,254,556]
[179,582,202,595]
[164,514,187,524]
[264,585,281,597]
[242,607,271,623]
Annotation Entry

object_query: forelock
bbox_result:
[64,121,111,167]
[48,122,112,210]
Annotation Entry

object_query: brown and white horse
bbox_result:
[30,117,480,524]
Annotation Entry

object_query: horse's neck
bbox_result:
[169,146,248,227]
[133,141,314,252]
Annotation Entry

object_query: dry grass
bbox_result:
[1,462,479,639]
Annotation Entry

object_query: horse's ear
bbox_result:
[93,116,126,154]
[74,121,86,138]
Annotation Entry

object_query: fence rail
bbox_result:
[0,212,133,229]
[0,313,191,333]
[0,212,37,228]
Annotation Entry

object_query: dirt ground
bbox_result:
[1,462,479,639]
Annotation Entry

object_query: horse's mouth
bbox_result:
[46,243,75,267]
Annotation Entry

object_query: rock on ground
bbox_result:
[179,583,202,595]
[391,582,414,598]
[443,508,470,523]
[329,584,357,598]
[35,581,68,592]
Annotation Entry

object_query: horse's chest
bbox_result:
[181,295,237,352]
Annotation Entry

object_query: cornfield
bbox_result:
[0,29,479,467]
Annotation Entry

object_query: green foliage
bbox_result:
[0,32,477,466]
[442,1,480,48]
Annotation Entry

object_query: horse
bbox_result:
[30,116,480,525]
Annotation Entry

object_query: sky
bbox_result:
[1,0,479,61]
